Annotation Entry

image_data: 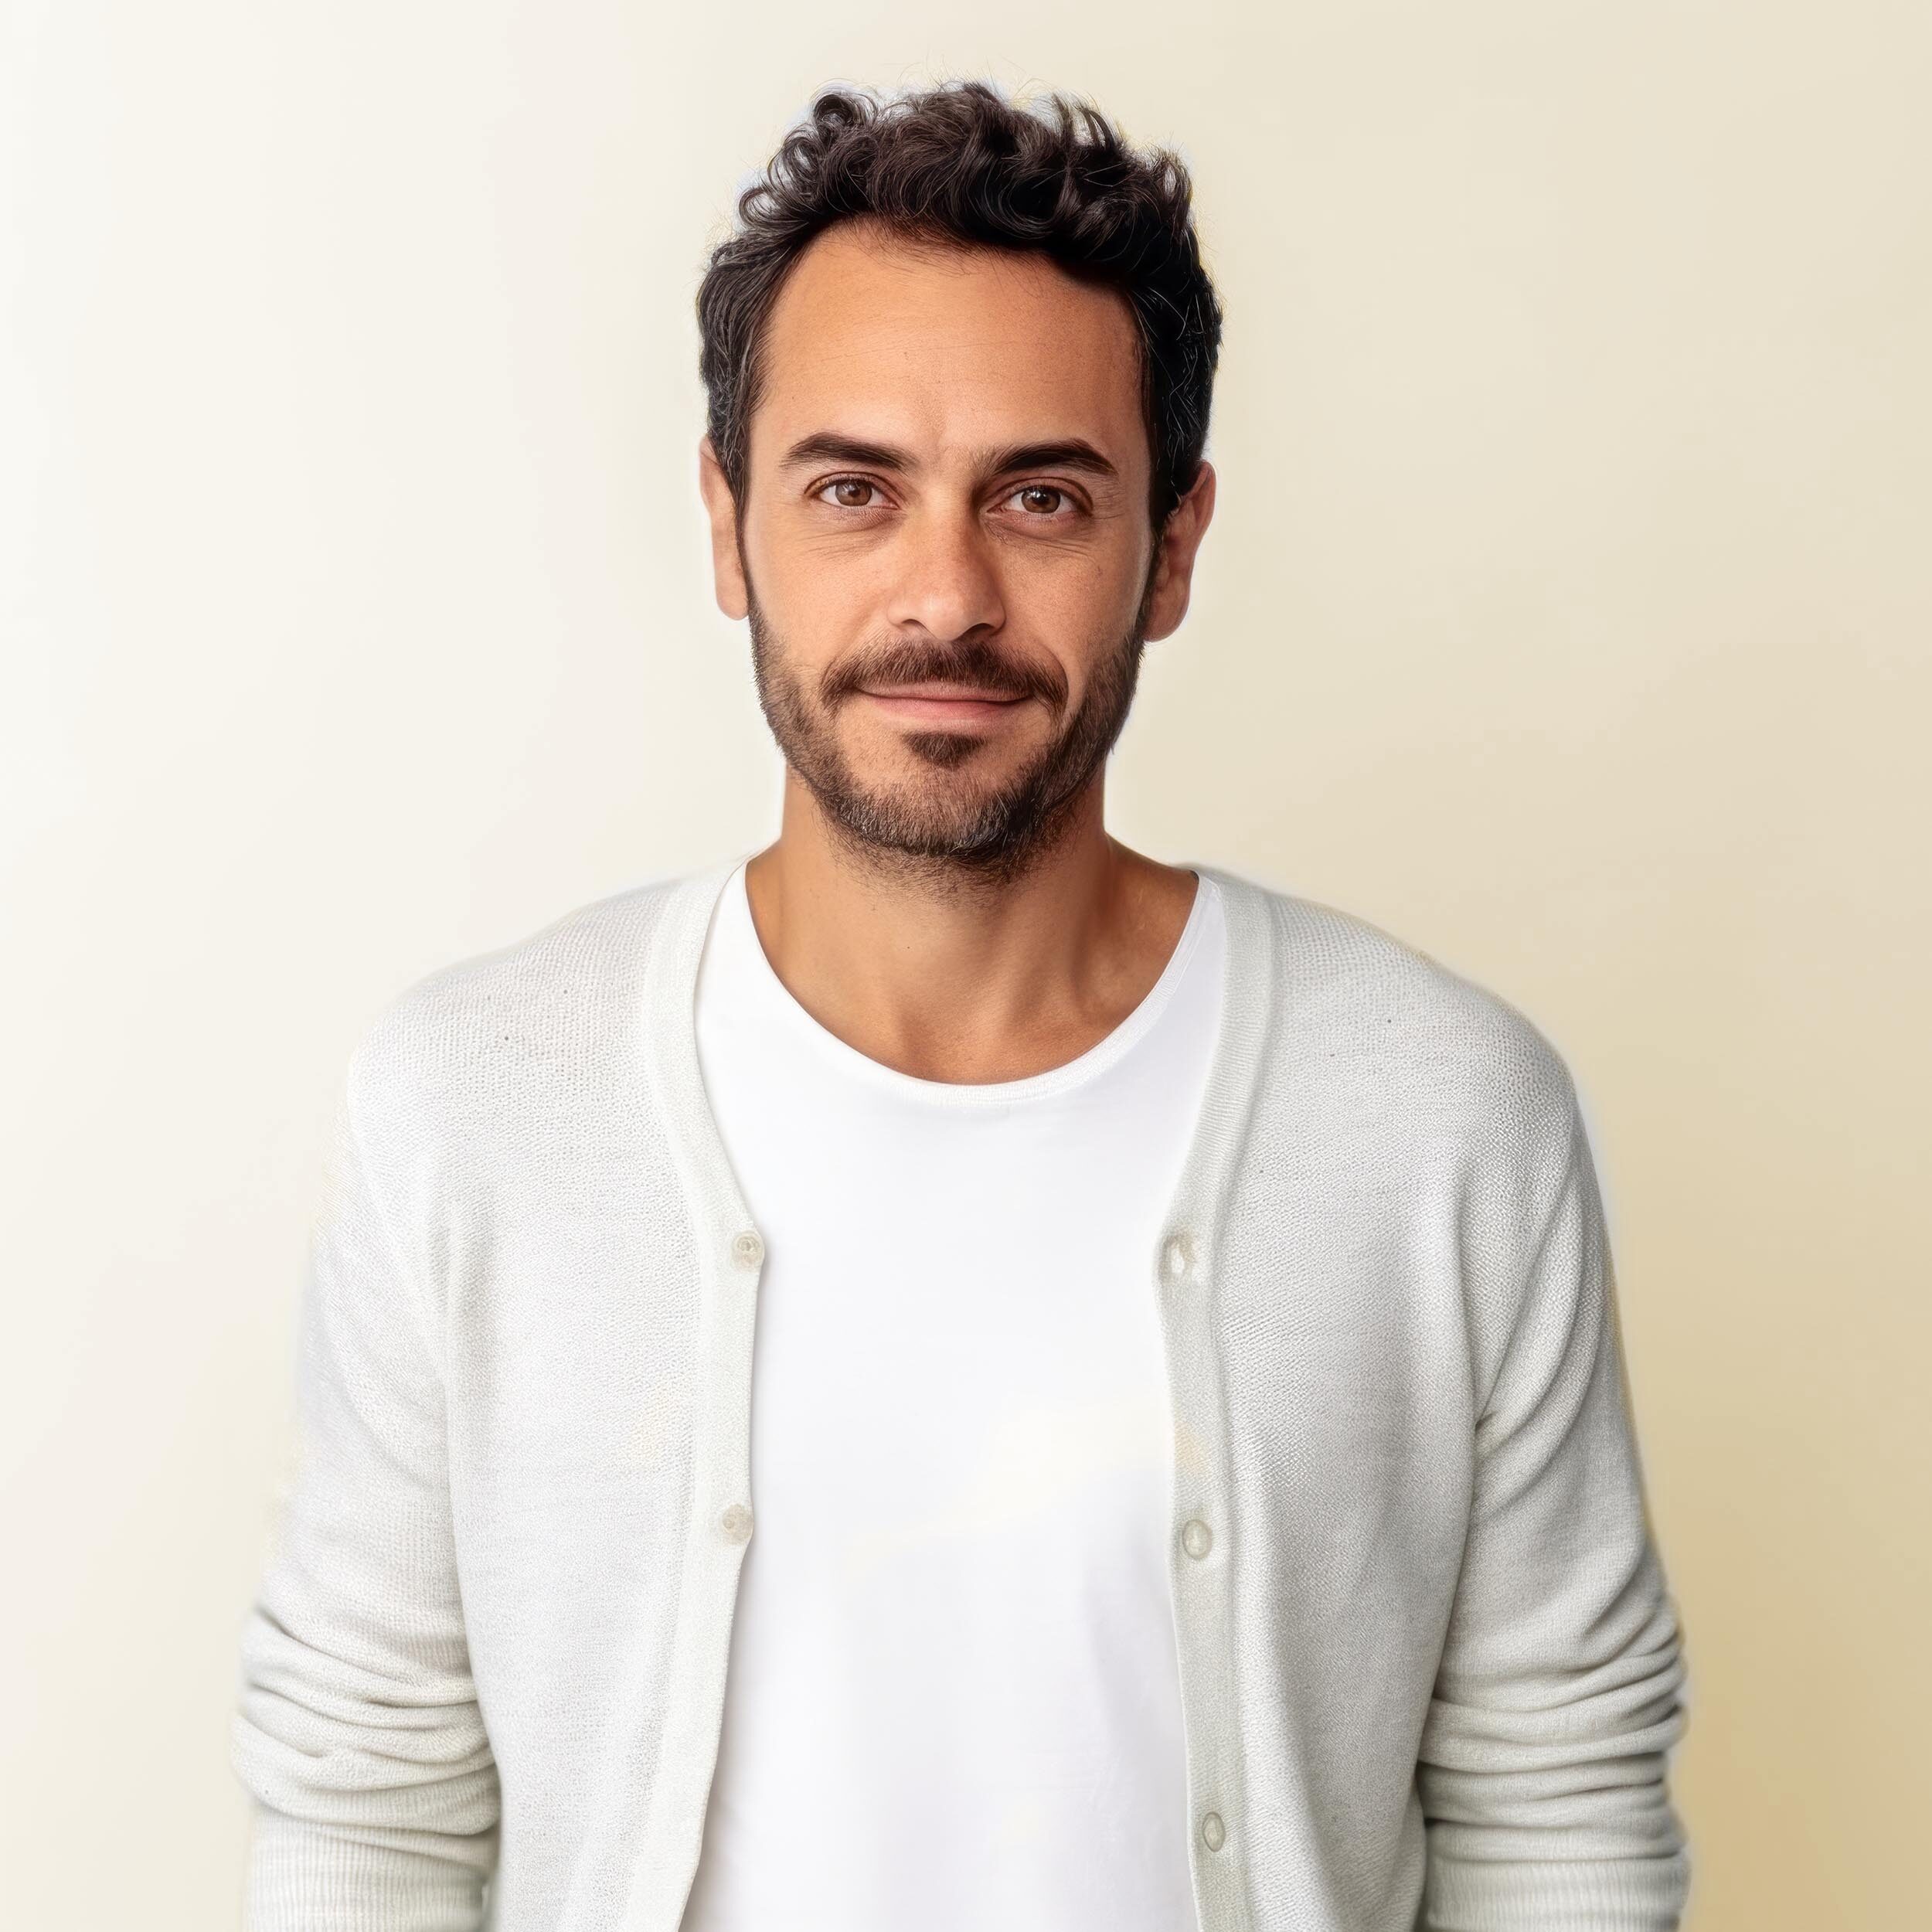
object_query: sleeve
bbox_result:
[229,1045,500,1931]
[1417,1082,1693,1931]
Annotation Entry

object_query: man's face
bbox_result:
[698,219,1213,879]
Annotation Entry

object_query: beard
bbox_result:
[744,562,1159,891]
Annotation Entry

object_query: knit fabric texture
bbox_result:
[230,852,1693,1932]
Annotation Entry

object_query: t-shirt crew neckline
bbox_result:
[718,861,1220,1111]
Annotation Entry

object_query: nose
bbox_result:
[883,502,1005,642]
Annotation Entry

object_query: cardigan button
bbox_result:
[719,1503,753,1543]
[731,1229,765,1270]
[1161,1231,1196,1283]
[1200,1810,1226,1852]
[1181,1518,1213,1560]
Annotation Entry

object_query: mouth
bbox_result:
[856,684,1029,727]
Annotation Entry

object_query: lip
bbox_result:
[859,687,1029,726]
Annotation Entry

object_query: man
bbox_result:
[230,79,1692,1932]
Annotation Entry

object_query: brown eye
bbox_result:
[821,478,879,509]
[1015,485,1066,515]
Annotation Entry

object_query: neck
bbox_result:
[740,771,1199,1084]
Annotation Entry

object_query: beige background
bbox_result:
[3,3,1927,1927]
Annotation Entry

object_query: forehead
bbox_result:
[750,219,1147,477]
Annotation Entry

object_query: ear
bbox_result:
[698,435,749,620]
[1141,459,1217,644]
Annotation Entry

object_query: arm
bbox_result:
[230,1043,499,1930]
[1418,1082,1692,1930]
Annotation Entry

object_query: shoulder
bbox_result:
[341,865,708,1149]
[1210,866,1583,1189]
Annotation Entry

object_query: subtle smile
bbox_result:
[858,684,1029,726]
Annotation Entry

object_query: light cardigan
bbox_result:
[230,852,1693,1932]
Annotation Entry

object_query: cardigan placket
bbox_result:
[623,854,1281,1932]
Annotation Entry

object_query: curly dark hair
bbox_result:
[696,79,1223,531]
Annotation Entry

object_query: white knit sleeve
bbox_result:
[1417,1086,1692,1932]
[230,1046,499,1930]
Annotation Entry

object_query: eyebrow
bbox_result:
[777,431,1121,484]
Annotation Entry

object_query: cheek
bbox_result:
[750,549,870,658]
[1007,537,1136,611]
[1024,555,1143,668]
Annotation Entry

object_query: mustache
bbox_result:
[822,638,1066,709]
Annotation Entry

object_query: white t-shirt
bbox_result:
[679,860,1227,1932]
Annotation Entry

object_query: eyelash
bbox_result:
[812,475,1083,519]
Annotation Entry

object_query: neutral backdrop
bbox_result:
[4,4,1927,1927]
